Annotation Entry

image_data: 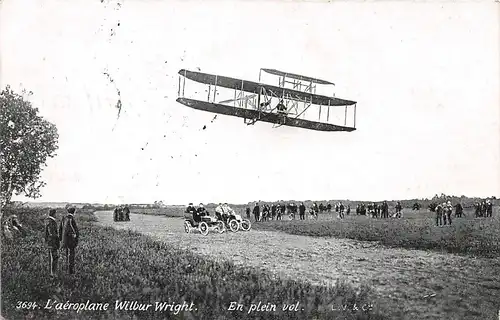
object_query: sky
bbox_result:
[1,0,499,205]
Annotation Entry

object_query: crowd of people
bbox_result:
[245,201,356,221]
[245,199,497,225]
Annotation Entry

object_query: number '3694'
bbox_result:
[16,301,39,310]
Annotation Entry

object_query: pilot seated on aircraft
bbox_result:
[277,99,286,114]
[276,99,287,124]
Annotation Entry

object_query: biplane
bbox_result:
[176,68,357,132]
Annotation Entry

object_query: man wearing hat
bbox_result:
[45,209,60,277]
[60,206,79,274]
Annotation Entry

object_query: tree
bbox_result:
[1,86,59,208]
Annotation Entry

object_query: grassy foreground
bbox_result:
[252,208,500,258]
[1,208,388,320]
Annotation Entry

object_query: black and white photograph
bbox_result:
[1,0,499,319]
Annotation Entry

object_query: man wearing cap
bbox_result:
[45,209,60,277]
[59,207,79,274]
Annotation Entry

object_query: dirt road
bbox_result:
[95,211,500,320]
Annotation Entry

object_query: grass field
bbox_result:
[251,208,500,258]
[131,205,500,258]
[1,207,387,320]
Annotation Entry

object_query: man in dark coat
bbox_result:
[186,203,199,224]
[455,203,464,217]
[271,204,277,220]
[59,207,79,274]
[123,205,130,221]
[262,204,269,221]
[113,207,119,221]
[197,203,209,218]
[435,203,443,226]
[395,201,402,218]
[474,202,481,217]
[253,202,260,222]
[486,200,493,217]
[118,206,124,221]
[245,207,251,220]
[45,209,60,277]
[379,201,386,218]
[299,202,306,220]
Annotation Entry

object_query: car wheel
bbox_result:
[199,222,209,236]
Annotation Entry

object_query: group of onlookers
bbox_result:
[430,199,494,226]
[113,205,130,222]
[474,200,493,218]
[245,201,353,221]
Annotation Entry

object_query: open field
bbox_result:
[131,205,500,258]
[94,211,500,320]
[1,208,385,320]
[252,208,500,258]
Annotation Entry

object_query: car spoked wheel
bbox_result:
[240,219,251,231]
[216,221,225,233]
[184,221,191,233]
[199,222,209,236]
[228,219,239,232]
